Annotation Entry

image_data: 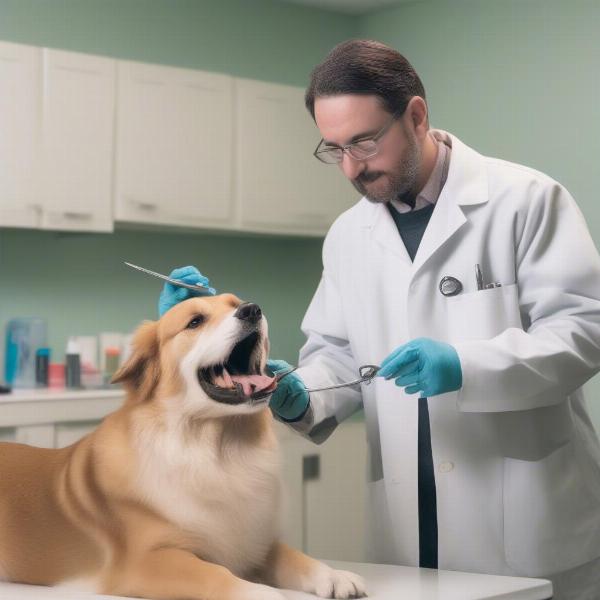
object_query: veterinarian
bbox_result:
[159,40,600,600]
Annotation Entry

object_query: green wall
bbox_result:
[362,0,600,236]
[1,0,600,433]
[0,0,358,370]
[362,0,600,428]
[0,228,322,362]
[0,0,357,85]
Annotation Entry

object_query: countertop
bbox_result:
[0,388,124,403]
[0,560,552,599]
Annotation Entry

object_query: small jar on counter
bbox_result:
[35,347,50,387]
[104,347,121,385]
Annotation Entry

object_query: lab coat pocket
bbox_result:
[503,439,600,576]
[447,283,522,343]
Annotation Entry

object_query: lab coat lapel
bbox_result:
[361,132,489,274]
[412,132,489,275]
[369,201,412,264]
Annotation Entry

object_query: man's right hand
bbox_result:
[266,359,310,422]
[158,266,216,317]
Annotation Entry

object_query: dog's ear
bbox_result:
[112,320,161,401]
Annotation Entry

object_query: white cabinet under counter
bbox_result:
[0,388,124,448]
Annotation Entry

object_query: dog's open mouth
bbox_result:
[197,331,277,405]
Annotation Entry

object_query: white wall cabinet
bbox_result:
[0,41,42,228]
[0,40,358,237]
[235,78,357,236]
[39,49,116,232]
[115,61,234,229]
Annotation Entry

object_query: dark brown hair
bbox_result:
[305,39,426,120]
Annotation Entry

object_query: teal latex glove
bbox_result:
[377,337,462,397]
[266,359,310,421]
[158,266,216,317]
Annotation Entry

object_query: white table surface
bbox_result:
[0,560,552,599]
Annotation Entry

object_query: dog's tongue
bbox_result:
[212,369,276,396]
[230,374,276,396]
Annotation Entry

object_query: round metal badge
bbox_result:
[439,276,463,297]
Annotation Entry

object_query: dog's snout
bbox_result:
[234,302,262,324]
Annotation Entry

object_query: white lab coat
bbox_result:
[286,130,600,580]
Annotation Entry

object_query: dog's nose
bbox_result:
[234,302,262,324]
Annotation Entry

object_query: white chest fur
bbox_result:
[133,416,282,576]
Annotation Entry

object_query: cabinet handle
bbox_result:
[302,454,320,481]
[128,199,158,211]
[63,211,93,220]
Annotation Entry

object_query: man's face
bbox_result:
[314,94,422,205]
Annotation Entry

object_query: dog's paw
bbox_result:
[304,563,368,598]
[233,581,287,600]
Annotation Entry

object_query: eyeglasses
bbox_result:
[313,111,402,164]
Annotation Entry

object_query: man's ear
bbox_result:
[112,320,160,401]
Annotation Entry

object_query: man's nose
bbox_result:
[339,152,367,180]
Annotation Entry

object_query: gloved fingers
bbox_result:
[404,383,423,395]
[178,274,210,286]
[180,283,217,297]
[266,359,292,375]
[166,267,215,293]
[176,272,215,296]
[378,349,419,379]
[394,372,419,387]
[393,359,420,378]
[169,266,205,280]
[172,287,193,303]
[286,388,309,404]
[164,282,216,299]
[271,386,309,416]
[380,345,412,368]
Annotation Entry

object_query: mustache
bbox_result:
[355,171,384,184]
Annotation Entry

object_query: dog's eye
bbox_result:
[186,315,205,329]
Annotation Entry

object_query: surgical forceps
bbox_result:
[275,364,380,393]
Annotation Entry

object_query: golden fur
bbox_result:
[0,294,366,600]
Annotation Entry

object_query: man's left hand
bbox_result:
[377,337,462,397]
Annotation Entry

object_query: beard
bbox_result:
[351,125,422,205]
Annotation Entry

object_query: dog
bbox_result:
[0,294,367,600]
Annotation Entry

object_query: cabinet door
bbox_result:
[0,42,42,228]
[235,79,358,236]
[304,422,368,562]
[39,49,116,232]
[276,420,368,561]
[115,61,234,228]
[54,420,99,448]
